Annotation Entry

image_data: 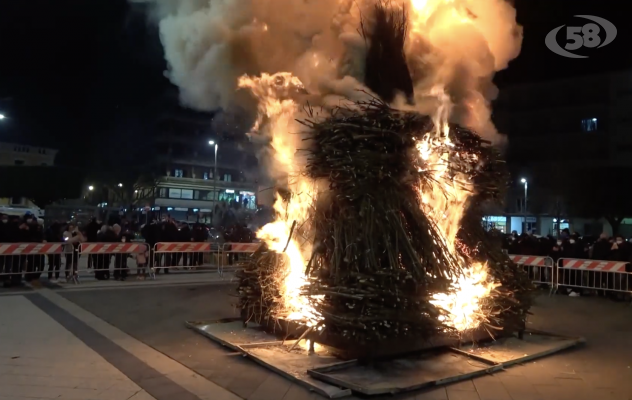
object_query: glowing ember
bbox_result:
[237,1,508,333]
[238,73,322,326]
[415,85,498,331]
[430,262,500,331]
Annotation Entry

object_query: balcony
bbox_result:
[156,154,254,170]
[159,176,256,190]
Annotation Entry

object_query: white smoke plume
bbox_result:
[136,0,520,145]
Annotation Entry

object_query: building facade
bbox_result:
[0,141,58,209]
[144,110,260,221]
[487,69,632,236]
[0,142,58,167]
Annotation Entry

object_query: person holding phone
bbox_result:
[63,223,85,282]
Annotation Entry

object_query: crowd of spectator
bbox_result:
[502,228,632,263]
[502,228,632,299]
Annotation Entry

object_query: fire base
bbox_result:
[185,319,584,398]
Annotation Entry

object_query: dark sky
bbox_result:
[0,0,627,168]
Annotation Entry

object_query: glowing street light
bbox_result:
[0,114,5,120]
[118,183,123,188]
[88,185,94,191]
[520,178,528,233]
[209,140,219,213]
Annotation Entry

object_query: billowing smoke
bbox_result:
[137,0,522,161]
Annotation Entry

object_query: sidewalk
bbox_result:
[0,289,241,400]
[0,295,156,400]
[49,269,237,291]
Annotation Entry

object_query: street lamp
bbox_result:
[0,114,5,120]
[118,183,123,188]
[209,140,218,209]
[520,178,528,234]
[88,185,94,191]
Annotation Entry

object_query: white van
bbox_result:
[0,206,44,224]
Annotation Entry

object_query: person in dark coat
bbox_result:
[63,223,85,281]
[562,234,585,259]
[112,224,132,281]
[46,222,63,282]
[0,213,10,285]
[191,223,208,268]
[609,235,631,262]
[0,214,22,287]
[85,217,101,270]
[592,233,612,261]
[141,221,159,270]
[14,219,30,283]
[156,220,178,274]
[176,223,192,268]
[95,226,117,280]
[25,218,45,281]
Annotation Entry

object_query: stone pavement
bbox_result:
[0,295,155,400]
[2,279,632,400]
[58,284,632,400]
[0,289,240,400]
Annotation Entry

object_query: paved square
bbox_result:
[0,295,154,400]
[2,277,631,400]
[58,285,632,400]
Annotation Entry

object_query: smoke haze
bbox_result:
[137,0,522,143]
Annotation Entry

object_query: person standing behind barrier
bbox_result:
[112,224,129,281]
[156,220,176,274]
[95,226,118,280]
[63,224,84,282]
[0,214,18,287]
[4,216,24,287]
[191,223,207,268]
[141,220,158,272]
[607,235,631,299]
[25,217,45,282]
[85,217,101,270]
[562,234,584,259]
[177,223,192,268]
[46,221,63,282]
[225,225,237,266]
[15,219,30,282]
[592,233,611,261]
[0,214,7,285]
[95,226,110,280]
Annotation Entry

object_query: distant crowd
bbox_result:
[502,228,632,263]
[0,212,256,288]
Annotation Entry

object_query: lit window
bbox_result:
[203,172,209,180]
[581,118,598,132]
[174,169,184,177]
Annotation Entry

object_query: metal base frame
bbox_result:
[186,320,585,398]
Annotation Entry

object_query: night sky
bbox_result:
[0,0,626,169]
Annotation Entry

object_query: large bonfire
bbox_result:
[234,0,533,354]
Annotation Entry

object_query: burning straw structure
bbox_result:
[236,2,533,357]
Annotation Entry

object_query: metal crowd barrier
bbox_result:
[220,242,262,274]
[153,242,220,275]
[74,242,151,283]
[0,243,69,281]
[508,254,555,292]
[556,258,632,295]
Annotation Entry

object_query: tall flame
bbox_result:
[235,0,509,333]
[417,85,500,332]
[238,73,322,326]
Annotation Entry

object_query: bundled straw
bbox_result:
[235,0,533,350]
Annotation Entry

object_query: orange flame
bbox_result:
[238,73,322,326]
[417,85,499,331]
[238,1,501,333]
